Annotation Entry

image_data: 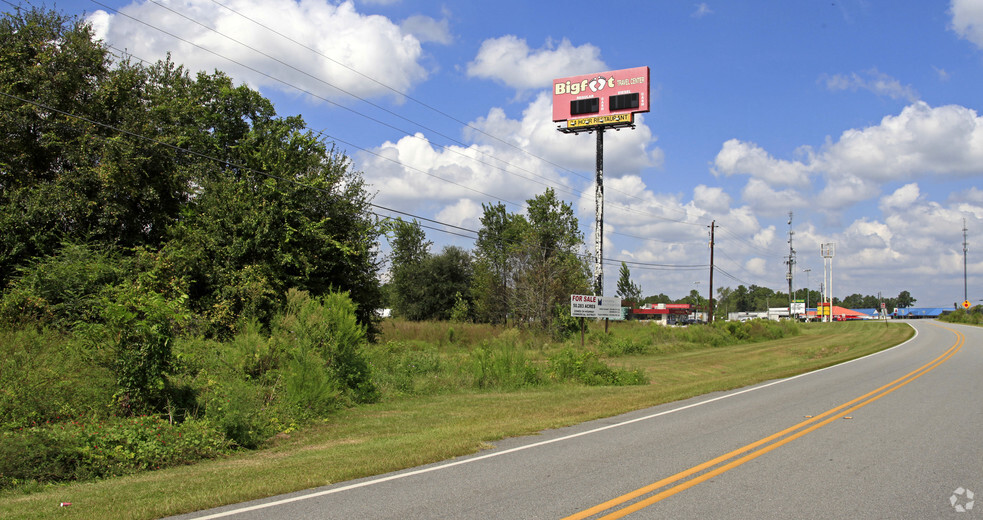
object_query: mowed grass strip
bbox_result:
[0,321,912,520]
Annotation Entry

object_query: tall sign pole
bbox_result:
[553,66,650,298]
[594,128,604,295]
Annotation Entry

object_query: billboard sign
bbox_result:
[552,66,650,124]
[571,294,624,319]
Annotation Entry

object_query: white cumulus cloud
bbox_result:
[950,0,983,49]
[88,0,429,103]
[712,139,811,187]
[466,35,606,92]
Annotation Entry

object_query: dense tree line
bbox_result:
[384,189,591,336]
[696,285,915,319]
[631,278,917,320]
[0,6,386,431]
[0,7,383,337]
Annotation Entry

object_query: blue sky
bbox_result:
[39,0,983,307]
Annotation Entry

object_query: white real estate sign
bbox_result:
[791,300,806,314]
[570,294,623,319]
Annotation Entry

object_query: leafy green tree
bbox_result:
[715,286,734,319]
[511,189,590,333]
[730,284,780,312]
[732,285,752,312]
[386,219,431,319]
[615,262,642,308]
[1,7,384,336]
[89,281,187,415]
[1,9,113,285]
[896,290,916,308]
[840,293,864,309]
[472,202,528,324]
[387,245,473,321]
[417,246,473,321]
[640,293,673,305]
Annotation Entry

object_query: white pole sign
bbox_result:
[571,294,623,319]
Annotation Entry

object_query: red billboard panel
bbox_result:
[552,66,650,124]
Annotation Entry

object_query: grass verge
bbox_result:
[0,321,912,520]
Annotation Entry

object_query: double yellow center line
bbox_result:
[564,324,964,519]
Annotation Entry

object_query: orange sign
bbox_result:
[963,300,972,309]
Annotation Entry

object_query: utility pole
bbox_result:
[708,220,715,324]
[964,218,969,304]
[785,212,795,318]
[803,268,811,320]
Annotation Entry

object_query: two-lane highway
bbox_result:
[172,320,982,519]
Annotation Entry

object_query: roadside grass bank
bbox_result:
[0,321,912,520]
[939,306,983,326]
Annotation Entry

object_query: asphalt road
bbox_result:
[171,320,982,519]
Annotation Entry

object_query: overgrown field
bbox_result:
[0,319,912,520]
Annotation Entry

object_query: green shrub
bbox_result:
[205,264,281,338]
[681,324,731,347]
[369,342,445,396]
[467,343,542,390]
[551,309,583,340]
[723,321,749,340]
[227,319,282,381]
[603,337,650,356]
[275,289,378,405]
[941,308,983,325]
[449,292,470,323]
[0,416,229,490]
[200,379,272,449]
[0,243,125,329]
[547,348,648,386]
[283,348,342,418]
[81,281,188,415]
[0,327,114,431]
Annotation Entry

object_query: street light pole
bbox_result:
[693,281,701,322]
[803,268,811,321]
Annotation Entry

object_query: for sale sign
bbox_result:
[571,294,624,320]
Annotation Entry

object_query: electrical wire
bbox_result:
[90,0,705,227]
[2,89,716,276]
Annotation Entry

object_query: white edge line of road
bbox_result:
[188,322,922,519]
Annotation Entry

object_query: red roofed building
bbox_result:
[631,303,694,325]
[808,304,869,321]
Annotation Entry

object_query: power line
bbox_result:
[91,0,704,227]
[717,225,786,259]
[3,89,714,274]
[201,0,700,225]
[87,0,565,210]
